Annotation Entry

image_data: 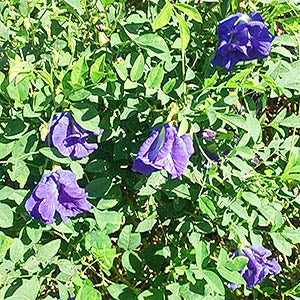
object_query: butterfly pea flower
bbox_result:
[229,245,281,290]
[25,169,91,225]
[211,11,274,71]
[132,124,194,179]
[48,112,103,159]
[198,129,217,141]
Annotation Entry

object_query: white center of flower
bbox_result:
[234,14,250,26]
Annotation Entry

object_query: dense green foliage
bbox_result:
[0,0,299,299]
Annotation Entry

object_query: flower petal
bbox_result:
[250,244,272,258]
[38,198,57,224]
[218,13,243,42]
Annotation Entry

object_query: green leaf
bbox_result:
[278,66,300,90]
[0,138,14,160]
[217,267,246,285]
[71,56,89,86]
[0,185,15,201]
[0,20,9,40]
[71,103,101,133]
[282,228,300,244]
[270,232,292,256]
[63,0,84,15]
[152,2,173,30]
[195,241,209,270]
[92,247,116,270]
[227,68,253,84]
[135,34,171,62]
[39,147,72,164]
[37,239,61,261]
[236,146,255,160]
[7,159,30,188]
[113,63,128,81]
[135,219,157,233]
[118,225,141,250]
[93,209,122,233]
[122,250,142,276]
[0,203,14,228]
[0,233,14,256]
[7,78,30,102]
[36,70,54,90]
[202,270,225,295]
[101,0,115,5]
[70,161,84,179]
[10,239,24,263]
[57,259,75,276]
[107,284,136,300]
[69,89,91,101]
[242,191,261,207]
[5,297,30,300]
[86,178,111,198]
[26,224,43,243]
[3,118,29,140]
[130,53,144,82]
[146,65,164,89]
[163,78,176,94]
[90,54,106,84]
[76,284,102,300]
[174,3,202,22]
[177,117,189,137]
[285,281,300,297]
[260,74,279,93]
[0,71,5,86]
[13,277,40,300]
[204,71,218,88]
[226,256,249,272]
[217,113,247,130]
[85,231,112,250]
[198,196,216,220]
[176,13,190,50]
[280,114,300,129]
[246,114,261,142]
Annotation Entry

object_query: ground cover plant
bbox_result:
[0,0,299,299]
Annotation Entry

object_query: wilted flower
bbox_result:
[211,12,274,71]
[25,169,91,225]
[48,112,103,159]
[198,129,217,141]
[132,124,194,179]
[199,132,241,169]
[203,148,232,169]
[229,245,281,290]
[251,156,260,167]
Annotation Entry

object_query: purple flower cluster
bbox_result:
[132,124,194,179]
[211,12,274,71]
[26,111,101,224]
[229,245,281,290]
[25,169,91,224]
[25,10,275,235]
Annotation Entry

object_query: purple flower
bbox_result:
[211,12,274,71]
[198,129,216,141]
[132,124,194,179]
[48,112,103,159]
[25,169,91,225]
[229,245,281,290]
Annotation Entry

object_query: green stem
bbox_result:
[193,133,213,164]
[109,0,125,36]
[182,48,187,105]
